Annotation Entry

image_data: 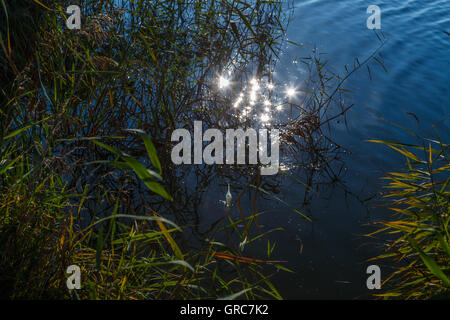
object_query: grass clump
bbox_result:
[0,125,283,299]
[368,133,450,299]
[0,0,289,299]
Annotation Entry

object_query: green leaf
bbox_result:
[218,288,253,300]
[125,129,162,175]
[93,141,172,201]
[3,117,50,140]
[274,264,295,273]
[0,155,21,175]
[81,214,181,233]
[408,238,450,287]
[436,233,450,258]
[168,260,195,273]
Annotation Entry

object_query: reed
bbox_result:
[0,0,289,299]
[368,132,450,299]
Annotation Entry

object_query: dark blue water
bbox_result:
[199,0,449,299]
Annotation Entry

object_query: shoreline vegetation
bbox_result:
[0,0,448,300]
[368,134,450,299]
[0,0,294,300]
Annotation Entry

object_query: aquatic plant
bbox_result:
[0,0,290,299]
[368,131,450,299]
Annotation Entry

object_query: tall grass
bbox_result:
[368,132,450,299]
[0,0,290,299]
[0,121,285,299]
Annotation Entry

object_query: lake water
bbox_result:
[195,0,449,299]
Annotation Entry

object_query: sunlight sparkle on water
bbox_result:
[218,76,230,89]
[250,78,260,91]
[286,87,297,98]
[234,96,243,108]
[249,91,257,104]
[260,113,270,122]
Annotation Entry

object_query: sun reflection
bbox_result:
[217,70,302,124]
[246,78,261,105]
[233,96,243,108]
[286,87,297,98]
[249,90,257,104]
[260,113,270,122]
[218,76,230,89]
[279,162,292,171]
